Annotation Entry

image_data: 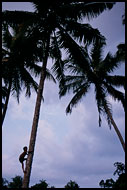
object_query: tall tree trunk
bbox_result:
[105,105,125,152]
[2,79,12,126]
[22,37,50,188]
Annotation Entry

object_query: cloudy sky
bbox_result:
[2,2,125,188]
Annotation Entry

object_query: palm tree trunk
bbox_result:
[105,105,125,152]
[22,37,50,188]
[2,79,12,126]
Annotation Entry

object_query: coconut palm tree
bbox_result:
[2,1,115,187]
[2,24,43,126]
[2,24,55,126]
[59,40,125,152]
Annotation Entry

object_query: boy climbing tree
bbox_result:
[19,146,32,173]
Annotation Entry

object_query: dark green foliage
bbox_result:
[30,179,49,189]
[65,180,80,189]
[8,176,23,188]
[113,162,125,176]
[99,162,126,188]
[99,178,115,188]
[113,173,126,189]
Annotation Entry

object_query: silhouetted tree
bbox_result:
[59,41,125,151]
[2,24,42,126]
[113,162,125,176]
[99,162,125,188]
[113,173,126,189]
[50,186,56,188]
[65,180,80,189]
[8,176,23,188]
[30,179,49,189]
[99,178,115,188]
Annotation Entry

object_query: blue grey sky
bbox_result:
[2,2,125,188]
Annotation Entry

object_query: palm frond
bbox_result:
[90,40,105,68]
[19,66,39,97]
[94,84,104,127]
[94,83,112,129]
[105,75,125,89]
[11,72,22,103]
[46,69,56,83]
[57,2,115,21]
[66,83,90,114]
[32,0,63,13]
[50,33,66,86]
[63,20,105,44]
[116,43,125,62]
[98,52,122,75]
[2,86,8,100]
[50,35,62,60]
[79,2,115,20]
[65,63,84,75]
[59,75,86,97]
[57,26,91,73]
[104,83,125,111]
[103,100,113,130]
[24,62,42,78]
[52,59,66,85]
[2,24,13,49]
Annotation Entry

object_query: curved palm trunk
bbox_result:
[105,105,125,152]
[2,79,12,126]
[22,38,50,188]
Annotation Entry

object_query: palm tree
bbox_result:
[2,24,42,126]
[2,1,115,188]
[2,23,55,126]
[59,40,125,152]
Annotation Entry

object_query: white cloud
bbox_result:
[8,92,36,121]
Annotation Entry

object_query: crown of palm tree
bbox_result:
[2,24,41,100]
[59,40,125,128]
[2,2,115,78]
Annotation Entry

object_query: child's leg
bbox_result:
[24,158,27,171]
[22,163,24,172]
[22,162,26,173]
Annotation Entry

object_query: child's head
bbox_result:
[23,146,27,152]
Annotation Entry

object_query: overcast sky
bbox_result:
[2,2,125,188]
